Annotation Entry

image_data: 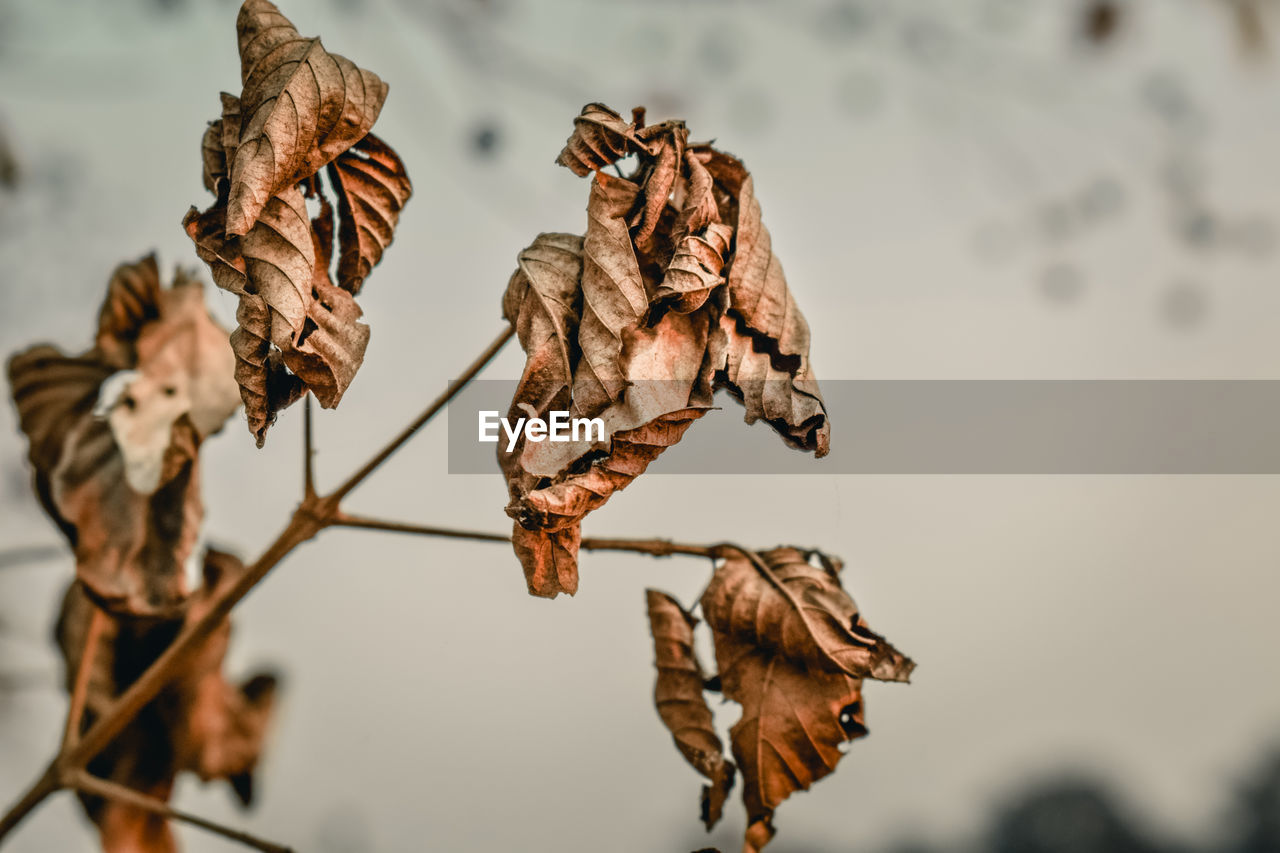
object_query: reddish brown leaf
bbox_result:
[510,523,580,599]
[555,102,647,176]
[327,132,413,294]
[645,590,735,830]
[57,548,278,850]
[716,636,866,851]
[226,0,388,235]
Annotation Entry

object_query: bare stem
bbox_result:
[61,605,106,751]
[332,513,725,559]
[327,324,515,503]
[303,394,316,500]
[70,772,293,853]
[0,767,58,840]
[0,545,64,570]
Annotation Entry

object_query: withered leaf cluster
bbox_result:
[58,551,277,853]
[647,548,913,853]
[7,254,279,849]
[8,255,240,617]
[501,104,830,598]
[184,0,412,446]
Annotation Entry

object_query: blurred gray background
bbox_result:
[2,0,1280,851]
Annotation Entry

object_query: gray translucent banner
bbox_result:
[446,380,1280,474]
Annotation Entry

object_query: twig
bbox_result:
[303,394,316,501]
[332,513,509,543]
[327,324,515,503]
[69,772,292,853]
[0,545,64,570]
[61,605,106,751]
[332,512,726,559]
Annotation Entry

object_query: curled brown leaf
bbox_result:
[702,547,914,683]
[645,589,735,830]
[555,102,647,176]
[327,132,414,294]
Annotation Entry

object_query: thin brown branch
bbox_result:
[70,772,293,853]
[327,323,515,503]
[303,393,316,500]
[0,768,58,841]
[0,545,64,570]
[61,605,106,751]
[332,512,726,559]
[332,513,509,544]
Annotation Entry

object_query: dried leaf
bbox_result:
[702,547,913,682]
[510,523,580,599]
[57,548,278,850]
[645,590,735,830]
[7,256,239,615]
[227,0,388,235]
[555,103,646,176]
[327,132,413,294]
